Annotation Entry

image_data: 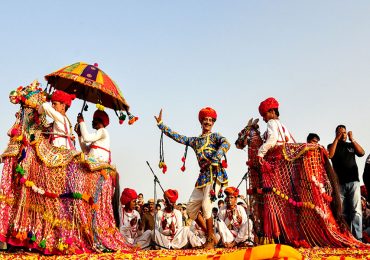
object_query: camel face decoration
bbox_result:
[235,118,260,150]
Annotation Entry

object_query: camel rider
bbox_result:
[38,90,76,149]
[257,97,295,165]
[76,110,111,163]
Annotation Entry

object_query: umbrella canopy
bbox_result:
[45,62,130,111]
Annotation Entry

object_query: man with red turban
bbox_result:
[76,109,111,163]
[155,108,230,249]
[38,90,76,149]
[257,97,295,164]
[216,186,254,248]
[152,189,191,249]
[119,188,152,248]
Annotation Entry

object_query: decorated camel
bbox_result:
[235,118,364,248]
[0,81,129,254]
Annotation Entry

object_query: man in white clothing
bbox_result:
[76,110,111,163]
[153,189,191,249]
[216,187,254,248]
[119,188,152,248]
[38,90,76,149]
[257,97,294,165]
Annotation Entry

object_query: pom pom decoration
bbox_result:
[128,111,139,125]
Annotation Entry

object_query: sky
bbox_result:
[1,1,370,202]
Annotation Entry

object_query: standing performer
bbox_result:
[76,110,111,163]
[216,187,254,248]
[38,90,76,149]
[155,107,230,249]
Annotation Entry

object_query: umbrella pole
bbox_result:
[80,100,87,115]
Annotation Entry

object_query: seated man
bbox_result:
[76,110,111,163]
[119,188,151,248]
[216,187,254,248]
[153,189,191,249]
[38,90,76,149]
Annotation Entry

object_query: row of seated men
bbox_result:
[119,186,254,249]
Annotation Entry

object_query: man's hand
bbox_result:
[161,219,167,230]
[258,156,264,165]
[335,131,343,141]
[154,109,163,124]
[348,131,353,141]
[77,114,84,124]
[74,123,81,137]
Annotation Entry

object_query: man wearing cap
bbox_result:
[216,187,254,248]
[153,189,191,249]
[257,97,295,164]
[76,110,111,163]
[155,108,230,249]
[119,188,152,248]
[38,90,76,149]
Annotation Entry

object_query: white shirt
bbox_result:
[38,103,73,149]
[155,209,183,236]
[78,121,110,163]
[119,208,141,244]
[218,205,248,235]
[257,119,294,158]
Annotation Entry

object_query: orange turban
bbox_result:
[198,107,217,122]
[164,189,178,204]
[120,188,138,205]
[93,110,110,127]
[51,90,76,107]
[224,186,239,197]
[258,97,279,116]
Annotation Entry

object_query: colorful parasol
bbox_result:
[45,62,137,124]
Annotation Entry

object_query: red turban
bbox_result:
[164,189,178,204]
[93,110,110,127]
[258,97,279,116]
[224,186,239,197]
[198,107,217,122]
[51,90,76,108]
[120,188,138,205]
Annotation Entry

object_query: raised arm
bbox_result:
[155,109,194,146]
[348,131,365,157]
[38,102,65,123]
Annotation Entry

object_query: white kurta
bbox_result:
[153,209,190,249]
[78,121,110,163]
[38,103,74,149]
[119,207,151,249]
[257,119,294,158]
[217,205,254,245]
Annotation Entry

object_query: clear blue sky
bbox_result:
[1,1,370,202]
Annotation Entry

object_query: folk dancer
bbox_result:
[119,188,152,248]
[155,107,230,249]
[153,189,191,249]
[216,187,254,247]
[76,110,111,163]
[38,90,76,149]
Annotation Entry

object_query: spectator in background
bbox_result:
[307,133,320,144]
[218,200,225,210]
[363,155,370,203]
[328,124,365,241]
[142,199,155,232]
